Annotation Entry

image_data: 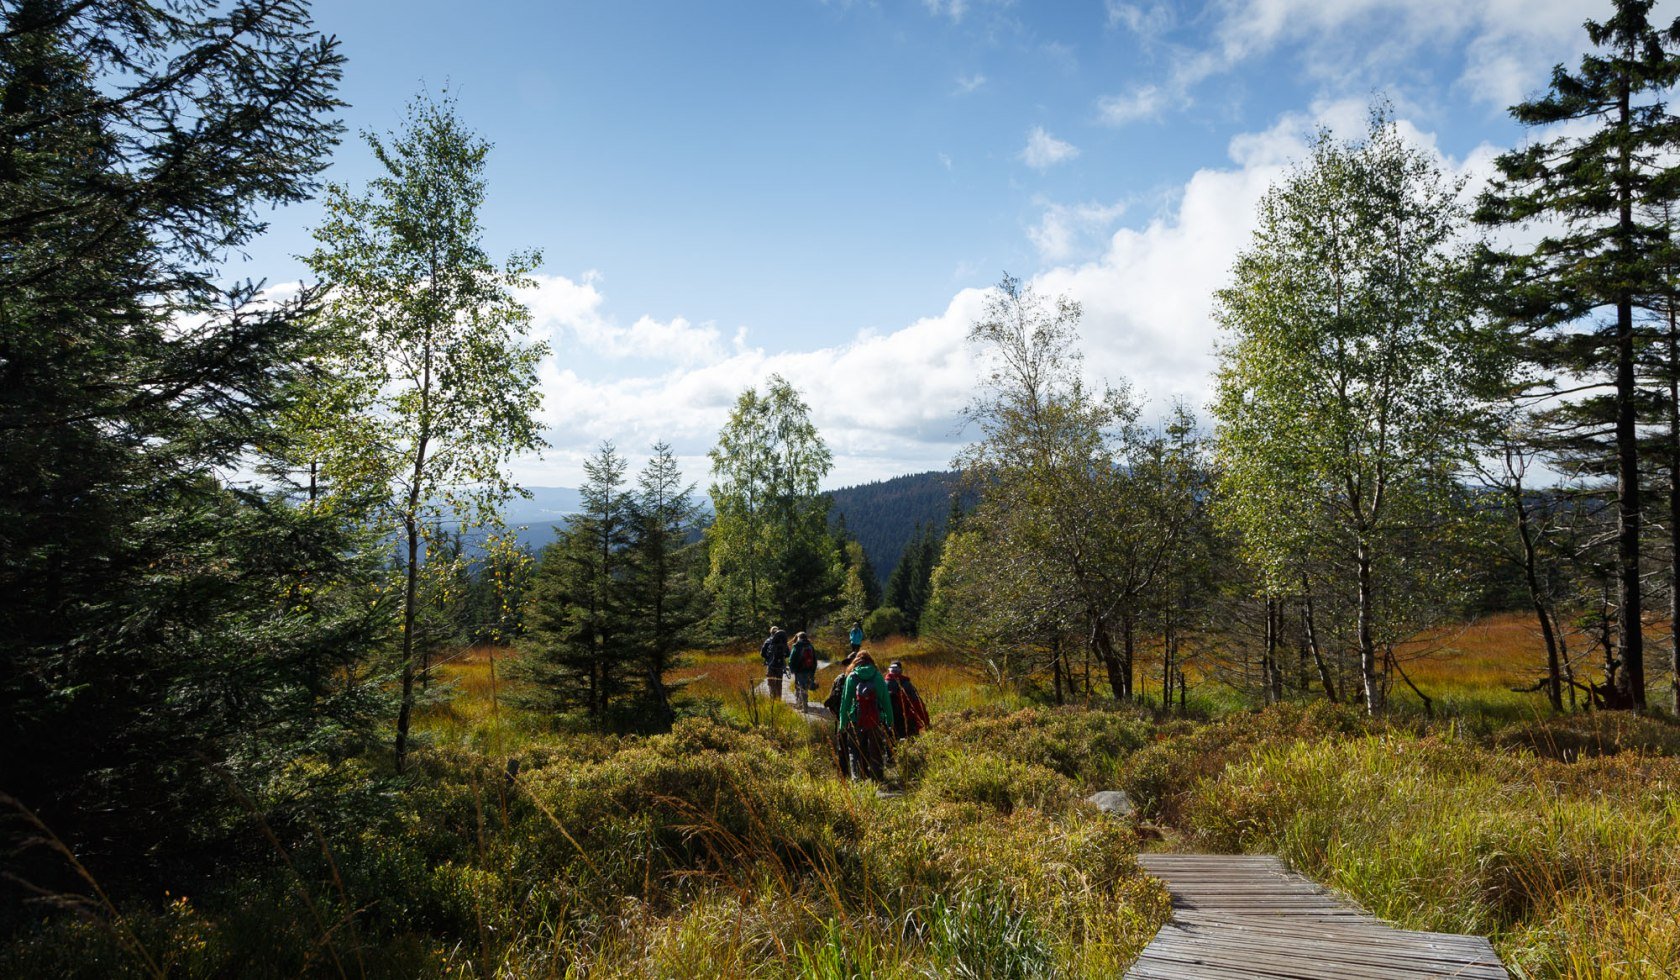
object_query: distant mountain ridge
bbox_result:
[501,473,963,583]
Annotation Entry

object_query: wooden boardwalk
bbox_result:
[1127,854,1509,980]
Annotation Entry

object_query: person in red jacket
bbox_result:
[885,660,929,740]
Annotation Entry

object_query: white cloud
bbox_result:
[953,72,987,95]
[1028,199,1129,262]
[1095,0,1622,125]
[515,104,1513,489]
[1097,84,1169,125]
[1020,126,1080,169]
[520,273,729,365]
[923,0,969,23]
[938,151,954,171]
[1106,1,1174,36]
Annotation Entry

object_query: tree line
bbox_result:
[924,2,1680,719]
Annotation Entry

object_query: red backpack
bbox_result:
[792,639,817,672]
[853,677,881,729]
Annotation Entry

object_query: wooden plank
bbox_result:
[1123,853,1511,980]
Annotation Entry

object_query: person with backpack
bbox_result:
[839,653,894,781]
[760,626,790,701]
[848,620,864,655]
[789,631,819,712]
[824,653,855,776]
[885,660,930,740]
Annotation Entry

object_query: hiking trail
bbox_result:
[1126,854,1509,979]
[756,661,835,723]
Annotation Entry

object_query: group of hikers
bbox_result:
[759,622,930,782]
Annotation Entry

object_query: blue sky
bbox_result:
[245,0,1632,488]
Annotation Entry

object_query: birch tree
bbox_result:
[305,92,547,767]
[1212,109,1498,713]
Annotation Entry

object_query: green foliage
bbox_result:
[943,275,1201,699]
[304,89,548,764]
[0,0,396,894]
[706,376,842,637]
[1212,105,1500,711]
[865,605,908,640]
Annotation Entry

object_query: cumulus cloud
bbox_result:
[517,103,1508,489]
[1020,126,1080,169]
[953,72,987,95]
[1028,199,1129,262]
[520,273,731,365]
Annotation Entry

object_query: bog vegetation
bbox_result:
[4,1,1680,978]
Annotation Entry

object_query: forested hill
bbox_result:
[827,470,967,585]
[503,475,966,580]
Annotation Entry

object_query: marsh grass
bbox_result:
[3,643,1168,978]
[1154,721,1680,979]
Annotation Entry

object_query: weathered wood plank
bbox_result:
[1125,854,1510,980]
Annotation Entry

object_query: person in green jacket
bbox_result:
[838,653,894,781]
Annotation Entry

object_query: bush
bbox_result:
[912,706,1154,787]
[1119,701,1377,824]
[864,606,907,640]
[916,751,1075,815]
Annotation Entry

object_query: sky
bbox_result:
[240,0,1643,490]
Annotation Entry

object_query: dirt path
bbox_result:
[756,662,835,723]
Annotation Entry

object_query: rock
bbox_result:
[1086,790,1135,817]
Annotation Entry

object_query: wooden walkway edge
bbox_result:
[1126,854,1510,979]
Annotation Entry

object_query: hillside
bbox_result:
[502,474,966,578]
[827,470,969,584]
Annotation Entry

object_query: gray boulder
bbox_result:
[1086,790,1135,817]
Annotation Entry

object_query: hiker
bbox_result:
[761,626,790,701]
[789,631,819,712]
[848,620,864,655]
[839,653,894,781]
[885,660,930,741]
[824,653,855,776]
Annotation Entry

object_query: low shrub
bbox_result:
[915,706,1154,787]
[1491,711,1680,761]
[915,751,1075,815]
[865,607,908,641]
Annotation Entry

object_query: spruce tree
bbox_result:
[1476,0,1680,710]
[521,444,636,724]
[624,442,706,729]
[0,0,383,887]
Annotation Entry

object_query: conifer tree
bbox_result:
[1476,0,1680,711]
[0,0,386,882]
[625,442,706,728]
[522,444,636,723]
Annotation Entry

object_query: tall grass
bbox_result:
[1175,730,1680,979]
